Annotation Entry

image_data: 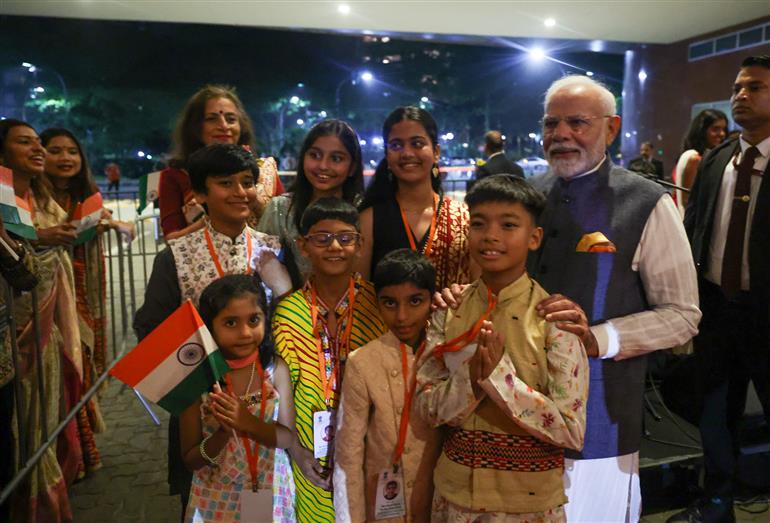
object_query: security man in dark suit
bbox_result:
[475,130,524,180]
[628,141,665,180]
[670,55,770,523]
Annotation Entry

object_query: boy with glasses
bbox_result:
[273,197,386,522]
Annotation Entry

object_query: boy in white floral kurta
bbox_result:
[134,144,291,515]
[415,175,589,523]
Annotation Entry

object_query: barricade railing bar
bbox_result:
[100,189,140,202]
[0,209,164,509]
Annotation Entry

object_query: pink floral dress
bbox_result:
[185,363,295,522]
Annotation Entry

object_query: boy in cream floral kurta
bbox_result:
[334,249,442,523]
[415,175,589,523]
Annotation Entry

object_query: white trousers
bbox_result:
[563,452,641,523]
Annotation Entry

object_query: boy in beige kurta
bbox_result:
[415,175,589,522]
[334,249,442,522]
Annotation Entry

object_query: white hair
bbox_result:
[544,75,617,115]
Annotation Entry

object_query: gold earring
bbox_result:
[432,165,440,178]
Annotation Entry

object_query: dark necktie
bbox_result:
[721,145,760,298]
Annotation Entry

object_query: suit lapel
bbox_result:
[704,142,739,223]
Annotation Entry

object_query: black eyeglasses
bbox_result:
[540,115,613,135]
[303,231,361,247]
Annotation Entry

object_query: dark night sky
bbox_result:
[1,16,360,98]
[1,15,624,164]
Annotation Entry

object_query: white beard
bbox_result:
[547,143,607,179]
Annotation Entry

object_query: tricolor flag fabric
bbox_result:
[138,170,161,213]
[110,300,229,415]
[0,167,20,224]
[71,192,104,245]
[4,195,37,240]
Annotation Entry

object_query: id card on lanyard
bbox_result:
[313,410,334,460]
[310,277,356,459]
[374,340,426,520]
[374,467,406,520]
[240,488,272,521]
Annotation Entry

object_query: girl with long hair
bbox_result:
[357,106,474,289]
[258,119,364,285]
[674,108,728,213]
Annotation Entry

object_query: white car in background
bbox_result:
[516,156,549,178]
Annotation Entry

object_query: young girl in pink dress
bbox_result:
[180,274,296,522]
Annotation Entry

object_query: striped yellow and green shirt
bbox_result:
[273,275,386,522]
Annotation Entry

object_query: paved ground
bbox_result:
[69,197,181,522]
[69,377,181,523]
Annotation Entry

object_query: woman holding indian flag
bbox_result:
[0,118,80,522]
[39,128,134,482]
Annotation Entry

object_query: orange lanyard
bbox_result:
[433,287,497,359]
[399,193,439,257]
[392,340,426,466]
[310,277,356,407]
[204,227,253,277]
[224,364,268,492]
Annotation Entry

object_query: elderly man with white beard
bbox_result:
[527,76,701,522]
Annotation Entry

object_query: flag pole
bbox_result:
[133,388,161,426]
[0,236,19,261]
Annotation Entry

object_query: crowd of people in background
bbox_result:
[0,53,767,523]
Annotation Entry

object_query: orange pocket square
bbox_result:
[576,232,617,253]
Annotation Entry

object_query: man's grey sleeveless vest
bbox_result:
[528,158,665,459]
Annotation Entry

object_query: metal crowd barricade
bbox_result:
[102,189,140,222]
[0,209,164,510]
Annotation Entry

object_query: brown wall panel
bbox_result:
[621,16,770,177]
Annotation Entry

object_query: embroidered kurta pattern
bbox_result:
[415,275,588,515]
[169,221,281,305]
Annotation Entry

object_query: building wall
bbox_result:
[621,16,770,178]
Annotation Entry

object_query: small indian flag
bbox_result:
[72,192,104,245]
[110,300,229,415]
[4,195,37,240]
[0,167,20,224]
[138,170,161,213]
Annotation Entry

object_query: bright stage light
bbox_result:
[528,47,546,61]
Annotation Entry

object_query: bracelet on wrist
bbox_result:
[199,435,223,466]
